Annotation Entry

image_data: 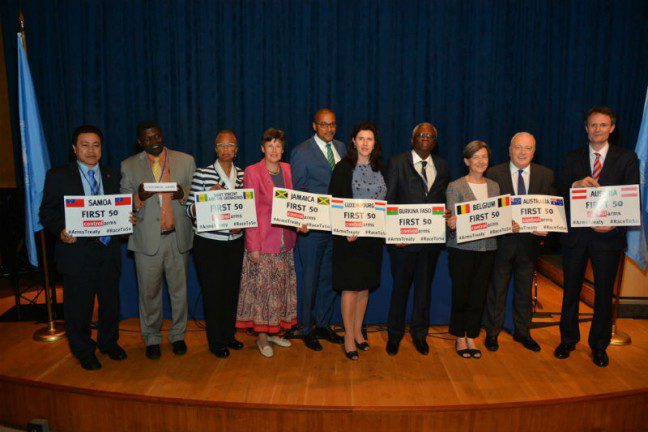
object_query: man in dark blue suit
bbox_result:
[291,108,346,351]
[554,106,639,367]
[384,123,450,355]
[40,125,129,370]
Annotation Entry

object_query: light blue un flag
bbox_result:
[18,33,51,267]
[626,87,648,270]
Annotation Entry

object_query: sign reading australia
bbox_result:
[270,188,331,231]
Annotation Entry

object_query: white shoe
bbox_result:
[268,336,292,347]
[256,339,274,357]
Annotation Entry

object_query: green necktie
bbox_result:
[326,142,335,170]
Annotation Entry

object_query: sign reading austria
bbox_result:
[569,185,641,227]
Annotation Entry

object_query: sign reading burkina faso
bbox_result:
[569,185,641,227]
[510,195,568,233]
[270,187,332,231]
[455,194,512,243]
[330,198,387,238]
[64,194,133,237]
[194,189,258,232]
[385,204,446,244]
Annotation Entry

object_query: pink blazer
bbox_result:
[243,160,297,253]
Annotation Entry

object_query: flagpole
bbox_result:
[610,253,631,346]
[18,8,65,342]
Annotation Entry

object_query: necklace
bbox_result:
[267,166,280,175]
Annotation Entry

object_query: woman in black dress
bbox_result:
[328,121,386,360]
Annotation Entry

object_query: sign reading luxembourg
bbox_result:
[64,194,133,237]
[385,204,446,244]
[569,185,641,227]
[194,189,257,232]
[455,195,512,243]
[330,198,387,238]
[510,195,568,233]
[271,188,331,231]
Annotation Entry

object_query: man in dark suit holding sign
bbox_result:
[40,125,128,371]
[554,106,639,367]
[484,132,556,352]
[384,123,450,355]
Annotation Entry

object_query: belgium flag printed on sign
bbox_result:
[456,204,471,215]
[497,196,510,207]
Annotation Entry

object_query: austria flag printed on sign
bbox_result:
[571,189,587,200]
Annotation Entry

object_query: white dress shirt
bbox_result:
[411,150,436,191]
[314,134,341,164]
[510,162,531,195]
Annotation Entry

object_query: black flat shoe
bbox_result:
[172,340,187,355]
[345,349,359,360]
[554,343,575,359]
[79,354,102,371]
[315,326,344,344]
[592,349,609,367]
[145,344,161,360]
[484,335,499,352]
[100,345,127,361]
[513,334,541,352]
[227,339,244,350]
[212,347,230,358]
[386,339,399,356]
[355,340,370,351]
[304,332,323,351]
[413,338,429,355]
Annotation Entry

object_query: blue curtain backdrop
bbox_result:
[2,1,647,324]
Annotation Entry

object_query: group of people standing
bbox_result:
[39,105,638,371]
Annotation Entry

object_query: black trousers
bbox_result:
[193,235,244,352]
[63,241,120,360]
[560,245,620,350]
[485,236,537,337]
[448,248,496,338]
[387,246,441,341]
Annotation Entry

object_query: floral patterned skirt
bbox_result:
[235,249,297,334]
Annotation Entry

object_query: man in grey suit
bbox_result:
[291,108,346,351]
[484,132,556,352]
[121,120,196,360]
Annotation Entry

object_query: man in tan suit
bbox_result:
[121,120,196,359]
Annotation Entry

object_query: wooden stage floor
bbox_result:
[0,275,647,431]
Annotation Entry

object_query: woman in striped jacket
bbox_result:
[186,130,245,359]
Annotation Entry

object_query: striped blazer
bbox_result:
[185,162,244,241]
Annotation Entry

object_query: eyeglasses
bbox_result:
[216,143,237,149]
[316,122,337,129]
[415,132,436,139]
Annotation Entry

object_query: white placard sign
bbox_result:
[194,189,258,232]
[569,185,641,227]
[64,194,133,237]
[510,195,568,233]
[330,198,387,238]
[455,194,512,243]
[385,204,446,244]
[270,188,331,231]
[143,182,177,192]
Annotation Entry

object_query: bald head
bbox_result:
[509,132,536,170]
[312,108,337,142]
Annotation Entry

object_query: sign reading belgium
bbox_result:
[271,188,332,231]
[455,195,513,243]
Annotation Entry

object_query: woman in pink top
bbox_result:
[236,128,305,357]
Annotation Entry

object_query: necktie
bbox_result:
[88,170,111,245]
[152,156,162,181]
[592,152,601,180]
[421,161,428,189]
[517,169,526,195]
[326,142,335,170]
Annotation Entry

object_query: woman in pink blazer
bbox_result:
[236,128,304,358]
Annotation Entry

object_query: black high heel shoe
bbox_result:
[345,349,359,360]
[355,340,370,351]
